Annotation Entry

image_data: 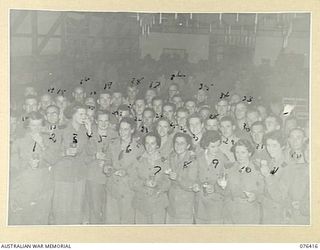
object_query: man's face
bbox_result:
[288,130,305,150]
[285,119,298,135]
[134,99,145,115]
[172,96,183,109]
[251,124,264,144]
[24,98,38,113]
[230,94,241,105]
[206,119,219,131]
[112,92,123,107]
[40,94,53,110]
[157,120,170,137]
[220,120,234,138]
[73,108,87,125]
[235,103,247,120]
[247,111,260,127]
[257,105,267,120]
[152,99,163,115]
[119,121,133,139]
[45,106,59,125]
[216,100,229,116]
[189,117,203,136]
[143,110,154,127]
[29,119,43,134]
[145,90,156,104]
[169,85,178,98]
[98,93,111,109]
[73,87,85,103]
[127,86,137,100]
[265,117,280,133]
[266,138,282,158]
[199,109,210,120]
[196,90,207,103]
[145,136,159,154]
[176,111,188,127]
[97,114,109,131]
[55,96,67,110]
[185,101,196,115]
[163,105,174,121]
[174,136,189,155]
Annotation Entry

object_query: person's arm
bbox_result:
[176,161,199,192]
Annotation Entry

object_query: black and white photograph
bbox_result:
[8,10,310,226]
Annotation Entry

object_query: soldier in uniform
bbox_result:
[9,112,59,225]
[224,139,264,224]
[219,116,239,162]
[103,117,144,224]
[51,104,93,224]
[155,118,174,159]
[195,131,229,224]
[132,132,170,224]
[166,132,199,224]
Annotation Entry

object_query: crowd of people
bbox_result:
[9,64,309,225]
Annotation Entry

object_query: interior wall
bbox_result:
[139,32,209,63]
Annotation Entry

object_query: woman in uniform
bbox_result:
[260,130,309,225]
[9,111,59,225]
[104,117,144,224]
[132,132,170,224]
[166,132,200,224]
[195,130,229,224]
[224,139,264,224]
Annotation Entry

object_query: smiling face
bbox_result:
[98,93,111,109]
[143,110,154,127]
[45,106,59,125]
[97,113,109,131]
[73,87,85,103]
[40,94,53,110]
[134,99,146,116]
[220,120,235,138]
[172,96,183,109]
[189,117,203,136]
[288,129,305,151]
[119,121,134,139]
[169,85,179,99]
[176,110,188,127]
[145,135,159,154]
[145,90,156,105]
[163,105,174,121]
[112,92,123,107]
[216,100,229,117]
[251,124,264,144]
[266,138,283,158]
[24,98,38,113]
[185,101,196,115]
[235,145,251,165]
[206,119,219,131]
[235,103,247,120]
[207,140,221,155]
[73,108,87,125]
[157,120,170,137]
[152,99,163,115]
[174,136,189,155]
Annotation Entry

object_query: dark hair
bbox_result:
[263,130,286,147]
[200,130,221,149]
[265,114,283,127]
[142,132,161,148]
[220,115,236,126]
[95,110,110,120]
[173,132,192,148]
[163,102,176,112]
[118,117,136,132]
[231,139,255,160]
[152,96,163,104]
[46,104,60,113]
[251,121,265,130]
[64,104,87,119]
[187,114,203,129]
[143,107,155,117]
[23,111,44,128]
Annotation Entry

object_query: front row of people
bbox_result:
[9,106,309,225]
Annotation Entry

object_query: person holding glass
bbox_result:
[166,132,200,224]
[224,139,264,224]
[132,132,170,224]
[194,130,229,224]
